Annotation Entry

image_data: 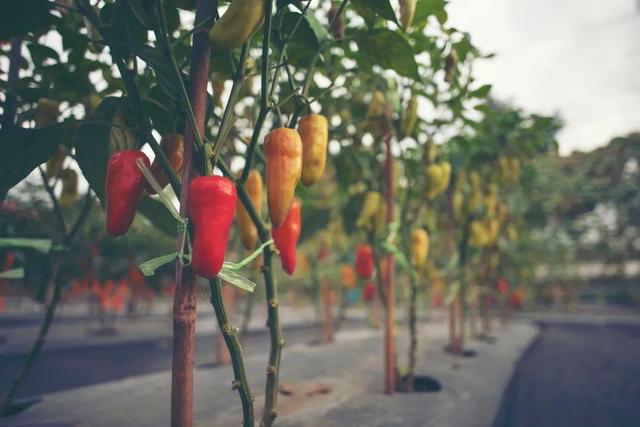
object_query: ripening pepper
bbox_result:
[401,96,418,138]
[328,5,345,41]
[34,98,59,128]
[271,198,301,275]
[374,199,388,236]
[367,91,385,118]
[188,176,237,278]
[298,114,329,187]
[444,51,458,83]
[146,133,184,195]
[469,220,486,247]
[46,145,66,178]
[452,189,465,221]
[425,163,444,199]
[362,281,377,303]
[209,0,265,51]
[110,109,136,152]
[106,150,150,237]
[399,0,416,32]
[265,127,302,227]
[425,162,452,199]
[340,265,356,288]
[411,228,429,269]
[237,169,263,250]
[59,168,78,208]
[356,191,383,232]
[212,76,226,109]
[355,244,375,279]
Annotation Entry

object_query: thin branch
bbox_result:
[1,37,23,128]
[289,0,350,127]
[212,41,252,161]
[152,0,206,151]
[39,167,67,238]
[208,278,254,426]
[239,0,274,185]
[65,190,93,245]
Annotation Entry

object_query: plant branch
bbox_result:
[152,0,206,151]
[1,37,23,128]
[212,41,252,161]
[288,0,350,126]
[239,0,273,185]
[0,262,65,416]
[39,167,67,238]
[209,278,254,426]
[65,190,93,245]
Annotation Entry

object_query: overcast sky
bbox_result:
[447,0,640,155]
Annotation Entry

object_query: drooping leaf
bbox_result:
[74,97,130,206]
[0,125,69,199]
[138,196,179,236]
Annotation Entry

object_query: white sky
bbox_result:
[447,0,640,155]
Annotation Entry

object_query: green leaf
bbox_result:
[355,29,420,80]
[0,268,25,280]
[0,238,53,254]
[351,0,398,26]
[453,33,475,62]
[0,0,58,39]
[414,0,447,27]
[304,11,329,43]
[131,44,184,101]
[280,11,328,65]
[138,196,180,236]
[218,268,256,293]
[0,125,68,199]
[74,97,129,206]
[470,84,492,98]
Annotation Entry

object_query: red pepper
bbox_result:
[355,244,374,279]
[187,176,237,278]
[106,150,150,237]
[496,277,509,296]
[271,198,301,275]
[362,281,376,302]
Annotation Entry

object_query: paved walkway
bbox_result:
[3,320,537,427]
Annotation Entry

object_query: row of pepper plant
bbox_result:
[0,0,561,426]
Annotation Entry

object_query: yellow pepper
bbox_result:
[298,114,329,186]
[237,170,263,250]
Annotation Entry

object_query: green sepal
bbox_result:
[0,268,25,279]
[0,238,53,253]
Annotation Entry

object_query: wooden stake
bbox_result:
[384,131,396,394]
[171,1,213,425]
